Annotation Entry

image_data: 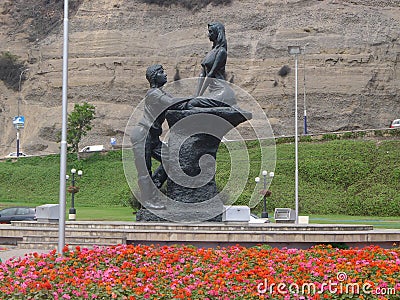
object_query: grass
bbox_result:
[0,201,136,222]
[0,151,132,207]
[308,214,400,229]
[1,201,399,228]
[266,139,400,217]
[1,139,400,219]
[73,206,136,221]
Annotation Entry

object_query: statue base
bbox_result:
[137,107,252,223]
[136,207,222,222]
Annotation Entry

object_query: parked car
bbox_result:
[5,152,29,158]
[390,119,400,128]
[79,145,104,153]
[0,207,36,223]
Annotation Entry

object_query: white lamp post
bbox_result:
[303,44,309,135]
[16,68,29,158]
[255,170,275,219]
[288,45,301,224]
[58,0,70,253]
[66,168,83,221]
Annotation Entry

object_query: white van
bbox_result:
[79,145,104,153]
[390,119,400,128]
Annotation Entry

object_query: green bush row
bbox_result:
[276,128,400,145]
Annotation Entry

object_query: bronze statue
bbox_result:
[186,21,236,109]
[132,22,252,221]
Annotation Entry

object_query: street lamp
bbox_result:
[15,68,29,158]
[288,45,301,224]
[255,170,275,219]
[66,168,83,221]
[58,0,70,255]
[302,44,309,135]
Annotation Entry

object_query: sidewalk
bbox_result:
[0,247,50,262]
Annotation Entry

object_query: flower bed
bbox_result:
[0,244,399,299]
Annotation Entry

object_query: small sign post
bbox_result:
[13,116,25,129]
[13,116,25,158]
[110,137,116,149]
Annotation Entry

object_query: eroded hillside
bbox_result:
[0,0,400,155]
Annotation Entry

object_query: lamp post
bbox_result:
[255,170,275,219]
[16,68,29,158]
[66,168,83,221]
[58,0,70,254]
[288,45,301,225]
[302,44,309,135]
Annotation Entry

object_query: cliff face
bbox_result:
[1,0,400,156]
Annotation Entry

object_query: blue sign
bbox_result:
[13,116,25,129]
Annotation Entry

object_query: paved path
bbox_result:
[0,247,50,262]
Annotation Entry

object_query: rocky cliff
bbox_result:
[1,0,400,156]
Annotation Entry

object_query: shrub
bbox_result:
[278,65,291,77]
[374,130,384,137]
[276,136,295,144]
[341,131,355,139]
[389,128,400,136]
[355,131,366,138]
[0,51,26,91]
[322,133,338,141]
[300,135,312,142]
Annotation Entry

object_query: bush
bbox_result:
[278,65,291,77]
[0,52,26,91]
[341,131,355,139]
[276,136,295,144]
[300,135,312,142]
[389,128,400,136]
[322,133,338,141]
[355,131,366,138]
[374,130,384,137]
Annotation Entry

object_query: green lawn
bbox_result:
[72,206,136,221]
[308,214,400,229]
[250,213,400,229]
[1,198,398,228]
[0,201,135,222]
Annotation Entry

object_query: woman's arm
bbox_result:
[195,67,206,96]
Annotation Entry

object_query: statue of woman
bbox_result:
[186,22,236,108]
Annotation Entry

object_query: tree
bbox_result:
[67,102,96,156]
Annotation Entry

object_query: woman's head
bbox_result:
[208,22,227,50]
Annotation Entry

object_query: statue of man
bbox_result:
[131,64,188,209]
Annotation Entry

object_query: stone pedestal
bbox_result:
[136,107,252,222]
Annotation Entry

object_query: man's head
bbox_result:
[146,64,167,88]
